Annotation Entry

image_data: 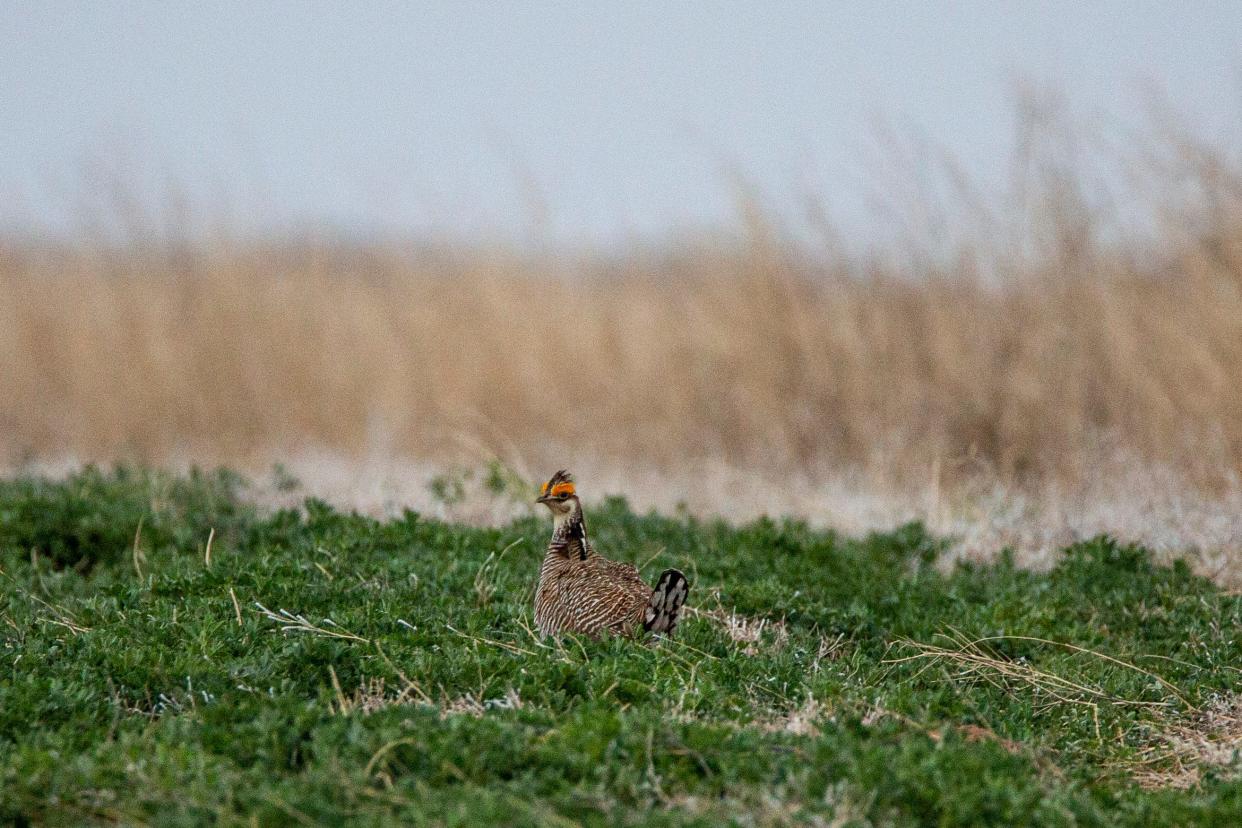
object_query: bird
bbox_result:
[533,470,689,639]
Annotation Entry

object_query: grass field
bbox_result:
[3,468,1240,825]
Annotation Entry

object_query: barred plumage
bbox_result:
[533,470,689,638]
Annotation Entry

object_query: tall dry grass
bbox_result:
[4,218,1240,485]
[3,98,1242,568]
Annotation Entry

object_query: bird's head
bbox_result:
[536,470,580,520]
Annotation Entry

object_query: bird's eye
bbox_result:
[558,492,569,499]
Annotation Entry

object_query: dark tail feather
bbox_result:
[644,569,689,636]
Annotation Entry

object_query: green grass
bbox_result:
[2,468,1240,826]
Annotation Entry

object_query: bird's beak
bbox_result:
[535,494,552,504]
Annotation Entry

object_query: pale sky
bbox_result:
[2,2,1240,245]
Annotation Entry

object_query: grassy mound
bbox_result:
[2,469,1240,825]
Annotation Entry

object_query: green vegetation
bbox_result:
[2,468,1240,826]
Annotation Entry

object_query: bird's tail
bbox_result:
[643,569,689,635]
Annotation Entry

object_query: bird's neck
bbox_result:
[547,508,590,561]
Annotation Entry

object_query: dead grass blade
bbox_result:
[885,629,1182,714]
[253,602,370,643]
[444,623,540,656]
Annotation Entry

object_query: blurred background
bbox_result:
[2,2,1241,571]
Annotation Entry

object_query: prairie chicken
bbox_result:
[533,470,689,639]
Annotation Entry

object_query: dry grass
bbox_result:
[4,229,1240,485]
[1129,694,1242,790]
[4,100,1242,573]
[686,605,790,656]
[326,669,522,720]
[753,696,830,738]
[885,629,1187,726]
